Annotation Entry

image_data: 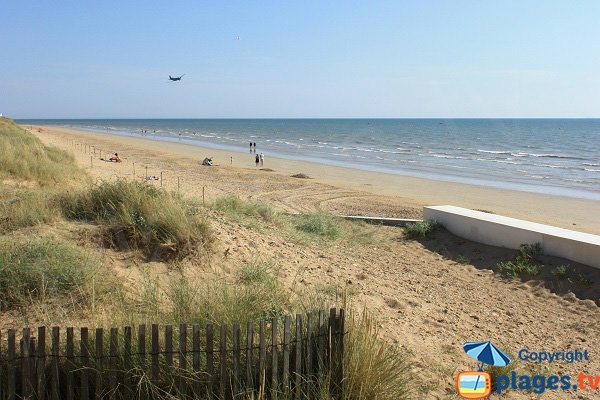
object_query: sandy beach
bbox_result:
[21,124,600,399]
[32,125,600,235]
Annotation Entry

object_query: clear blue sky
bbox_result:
[2,1,599,118]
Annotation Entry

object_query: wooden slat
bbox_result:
[123,327,132,397]
[219,325,226,400]
[22,328,32,399]
[95,328,103,400]
[282,316,291,391]
[271,317,278,392]
[51,327,60,400]
[295,314,302,400]
[329,310,339,398]
[206,324,214,397]
[192,324,201,397]
[109,328,118,400]
[7,330,15,400]
[232,323,241,397]
[66,328,74,400]
[338,309,345,399]
[329,308,337,372]
[258,321,266,393]
[306,313,313,377]
[179,323,187,397]
[80,327,89,400]
[165,325,173,368]
[151,324,159,383]
[138,325,146,370]
[37,326,47,400]
[0,330,3,400]
[318,310,325,372]
[246,320,254,390]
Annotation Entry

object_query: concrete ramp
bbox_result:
[423,205,600,269]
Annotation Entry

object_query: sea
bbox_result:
[18,119,600,200]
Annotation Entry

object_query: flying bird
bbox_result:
[169,74,185,81]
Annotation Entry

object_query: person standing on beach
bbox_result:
[259,152,264,167]
[255,154,260,167]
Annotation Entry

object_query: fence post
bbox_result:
[246,320,254,391]
[258,321,266,394]
[192,324,201,397]
[109,328,118,400]
[206,324,214,397]
[66,328,74,400]
[51,327,60,400]
[22,328,32,399]
[95,328,104,400]
[318,310,325,373]
[339,309,345,399]
[295,314,302,400]
[37,326,47,400]
[151,324,159,384]
[219,325,227,399]
[233,324,241,397]
[283,316,291,392]
[138,325,146,372]
[123,327,132,397]
[271,317,278,394]
[179,323,188,397]
[7,330,15,400]
[80,327,89,400]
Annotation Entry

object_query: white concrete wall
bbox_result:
[423,205,600,269]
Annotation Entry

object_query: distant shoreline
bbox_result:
[18,118,600,201]
[27,123,600,235]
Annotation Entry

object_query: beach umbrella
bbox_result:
[464,341,511,368]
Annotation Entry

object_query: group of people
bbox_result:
[255,152,264,167]
[250,141,265,166]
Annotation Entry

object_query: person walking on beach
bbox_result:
[249,142,253,152]
[255,154,260,167]
[259,152,264,167]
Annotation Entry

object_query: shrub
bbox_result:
[60,179,213,261]
[497,242,542,278]
[0,236,109,309]
[552,265,573,280]
[403,220,438,240]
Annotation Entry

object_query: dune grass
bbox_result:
[59,179,214,261]
[0,235,111,309]
[0,117,84,185]
[0,189,61,233]
[402,220,438,240]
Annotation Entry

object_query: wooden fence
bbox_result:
[0,309,345,400]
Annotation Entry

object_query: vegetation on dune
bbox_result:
[402,220,439,240]
[0,189,61,233]
[60,179,214,261]
[0,235,111,309]
[0,117,84,184]
[213,195,280,225]
[497,243,542,278]
[344,310,412,400]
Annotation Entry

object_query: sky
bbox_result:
[1,1,600,118]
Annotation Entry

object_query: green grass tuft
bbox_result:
[59,179,214,261]
[0,117,84,185]
[0,235,110,309]
[403,220,438,240]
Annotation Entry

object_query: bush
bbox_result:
[403,220,438,240]
[60,179,213,261]
[497,243,543,278]
[0,236,108,309]
[552,265,573,280]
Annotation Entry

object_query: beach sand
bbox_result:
[27,125,600,399]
